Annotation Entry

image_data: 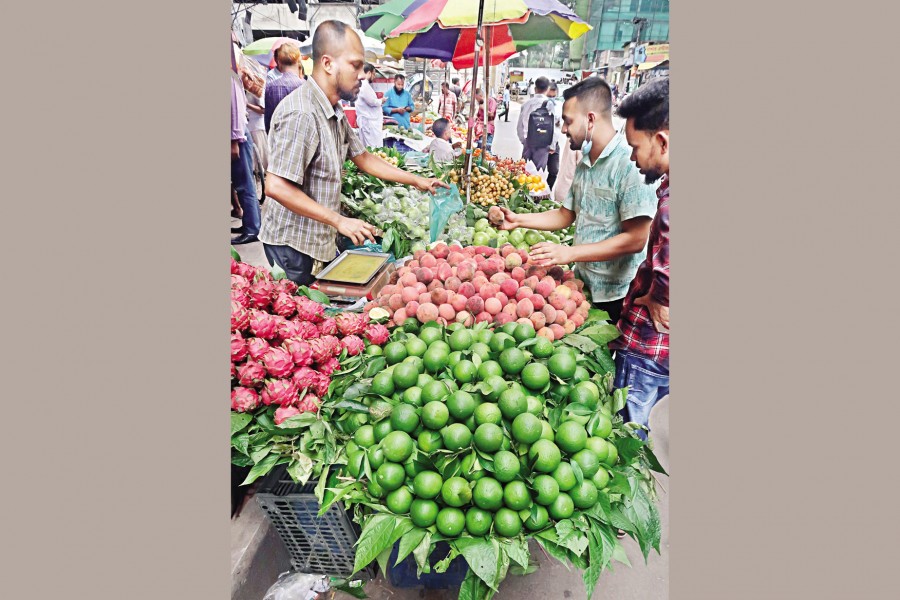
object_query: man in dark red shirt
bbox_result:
[611,78,670,440]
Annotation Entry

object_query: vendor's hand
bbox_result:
[336,216,378,246]
[231,141,240,160]
[497,207,523,231]
[528,242,573,267]
[415,177,450,194]
[634,294,670,333]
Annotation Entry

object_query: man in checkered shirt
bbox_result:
[610,78,670,441]
[260,21,446,285]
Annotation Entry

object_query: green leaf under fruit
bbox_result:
[586,308,610,322]
[562,334,599,353]
[454,537,501,591]
[241,452,279,485]
[298,286,331,305]
[231,246,241,261]
[502,538,530,569]
[580,322,621,344]
[352,514,398,574]
[459,568,496,600]
[396,528,428,566]
[231,412,253,435]
[269,261,288,280]
[286,453,314,484]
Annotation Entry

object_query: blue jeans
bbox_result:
[614,351,669,441]
[231,136,260,236]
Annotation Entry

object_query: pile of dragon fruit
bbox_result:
[230,259,389,424]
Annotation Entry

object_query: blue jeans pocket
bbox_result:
[626,365,664,408]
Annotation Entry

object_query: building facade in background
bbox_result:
[575,0,669,70]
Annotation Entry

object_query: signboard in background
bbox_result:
[644,44,670,62]
[634,45,647,64]
[509,70,524,83]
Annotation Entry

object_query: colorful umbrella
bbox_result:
[360,0,590,68]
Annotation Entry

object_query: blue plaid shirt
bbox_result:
[265,72,303,133]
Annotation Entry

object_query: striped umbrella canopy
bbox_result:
[360,0,590,69]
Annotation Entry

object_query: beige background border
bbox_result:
[4,1,900,599]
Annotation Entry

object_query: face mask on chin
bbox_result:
[581,117,595,156]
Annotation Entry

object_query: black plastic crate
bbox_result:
[256,466,374,578]
[387,540,469,589]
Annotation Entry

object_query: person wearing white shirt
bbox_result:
[426,118,461,163]
[356,64,384,149]
[546,82,563,188]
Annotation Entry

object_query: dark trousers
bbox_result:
[499,101,510,121]
[263,243,317,286]
[593,298,624,325]
[547,143,560,189]
[523,145,550,171]
[231,137,260,236]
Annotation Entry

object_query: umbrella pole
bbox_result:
[482,26,491,156]
[464,0,487,189]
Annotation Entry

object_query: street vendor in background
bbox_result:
[382,74,415,129]
[470,88,498,153]
[497,76,658,324]
[425,118,462,163]
[355,63,383,148]
[260,21,447,285]
[437,81,457,121]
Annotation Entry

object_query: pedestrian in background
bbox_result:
[246,89,267,173]
[382,74,414,129]
[471,88,497,153]
[499,84,511,122]
[517,76,553,170]
[356,63,383,148]
[231,45,261,245]
[611,78,670,440]
[264,44,303,133]
[437,81,457,120]
[450,77,462,101]
[546,82,562,189]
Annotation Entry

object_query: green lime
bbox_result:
[417,430,443,452]
[569,381,601,410]
[447,390,477,420]
[477,360,504,381]
[384,341,408,365]
[417,373,434,388]
[526,395,544,416]
[447,322,464,332]
[554,345,577,359]
[418,327,444,346]
[403,355,425,374]
[392,363,420,390]
[482,375,509,402]
[592,467,610,490]
[591,414,613,439]
[552,462,578,492]
[441,476,473,507]
[413,471,443,499]
[461,453,484,481]
[353,425,376,448]
[367,445,385,470]
[548,353,577,379]
[473,477,504,511]
[449,329,474,352]
[470,342,491,361]
[429,340,451,354]
[474,402,503,426]
[572,366,590,384]
[441,423,473,450]
[540,420,555,441]
[464,414,478,433]
[452,359,478,383]
[474,423,505,453]
[405,337,428,358]
[373,419,393,442]
[371,371,395,397]
[421,379,450,404]
[529,439,562,473]
[532,474,561,506]
[499,348,528,375]
[402,386,423,407]
[446,351,462,369]
[503,480,531,510]
[346,452,363,478]
[386,487,414,514]
[422,346,450,373]
[531,336,554,359]
[474,329,494,346]
[492,450,521,483]
[563,403,592,426]
[410,499,439,527]
[436,507,466,537]
[375,462,406,491]
[367,479,385,498]
[521,363,550,391]
[390,404,420,434]
[488,332,516,354]
[365,344,383,356]
[500,322,519,337]
[493,508,523,537]
[511,413,543,444]
[584,437,610,462]
[602,442,618,467]
[498,387,528,420]
[524,504,550,531]
[405,459,428,479]
[382,430,415,462]
[555,421,588,454]
[570,479,599,509]
[512,323,536,343]
[421,401,450,430]
[548,492,574,520]
[465,507,493,536]
[572,448,601,478]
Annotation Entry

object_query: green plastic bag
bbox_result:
[404,151,432,168]
[429,183,463,243]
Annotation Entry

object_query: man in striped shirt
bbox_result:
[259,21,447,285]
[437,82,457,120]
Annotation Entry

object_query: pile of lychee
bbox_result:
[364,242,591,341]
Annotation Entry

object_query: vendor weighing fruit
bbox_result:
[497,77,658,323]
[260,21,445,285]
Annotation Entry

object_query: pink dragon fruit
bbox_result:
[231,362,237,380]
[312,372,331,397]
[341,335,365,356]
[231,387,260,412]
[335,312,368,336]
[247,337,270,361]
[249,280,276,310]
[272,292,296,319]
[318,317,338,336]
[231,332,248,362]
[269,315,289,342]
[261,378,298,407]
[249,310,278,339]
[235,261,256,280]
[307,338,330,364]
[231,288,250,309]
[274,405,302,425]
[237,360,267,387]
[323,335,342,356]
[231,257,241,275]
[291,367,319,392]
[282,338,313,367]
[317,356,341,377]
[262,347,294,378]
[294,320,320,339]
[295,296,325,322]
[274,279,298,296]
[231,300,250,332]
[277,319,303,340]
[231,274,249,289]
[365,323,390,346]
[295,394,321,414]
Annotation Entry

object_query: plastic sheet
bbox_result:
[429,183,463,244]
[262,572,330,600]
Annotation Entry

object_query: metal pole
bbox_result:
[482,25,491,155]
[463,0,487,187]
